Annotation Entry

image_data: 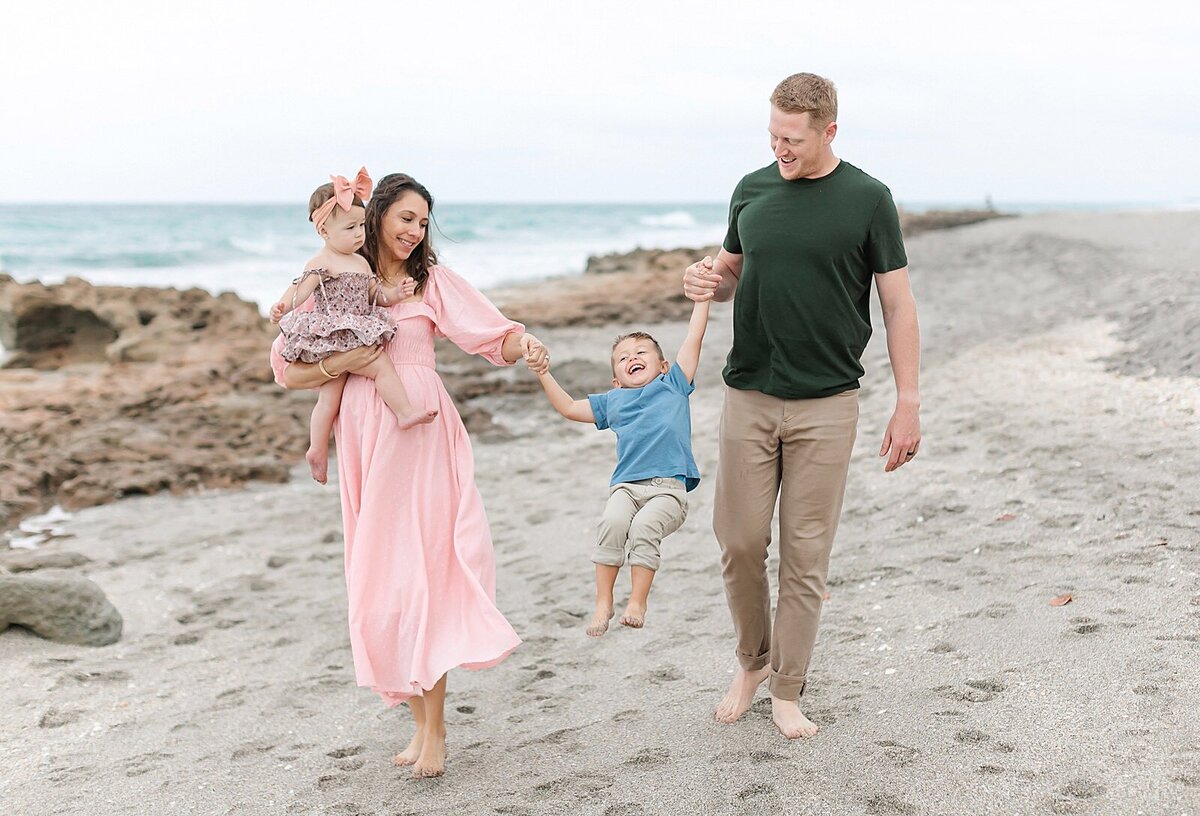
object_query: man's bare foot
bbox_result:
[390,728,424,766]
[305,445,328,484]
[586,606,614,637]
[619,602,646,629]
[396,409,439,430]
[411,728,447,778]
[715,665,771,723]
[771,695,820,739]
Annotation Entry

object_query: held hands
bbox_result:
[683,256,720,302]
[880,400,921,472]
[269,301,288,323]
[521,333,550,375]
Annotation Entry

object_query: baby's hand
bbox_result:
[397,277,417,300]
[269,301,287,323]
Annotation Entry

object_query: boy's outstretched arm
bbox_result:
[674,298,711,383]
[536,370,595,424]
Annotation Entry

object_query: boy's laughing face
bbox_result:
[611,337,669,388]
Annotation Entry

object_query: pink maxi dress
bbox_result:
[270,265,523,705]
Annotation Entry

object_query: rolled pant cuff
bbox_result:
[768,671,807,701]
[591,551,626,567]
[736,650,770,672]
[626,554,660,571]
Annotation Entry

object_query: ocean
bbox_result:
[0,203,732,315]
[0,199,1187,316]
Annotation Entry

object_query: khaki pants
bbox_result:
[594,478,688,571]
[714,386,858,701]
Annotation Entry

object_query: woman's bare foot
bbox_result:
[586,605,614,637]
[411,728,447,778]
[619,602,646,629]
[715,665,771,723]
[390,728,424,766]
[770,695,820,739]
[305,445,329,484]
[395,409,439,430]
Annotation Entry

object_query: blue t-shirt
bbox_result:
[587,362,701,492]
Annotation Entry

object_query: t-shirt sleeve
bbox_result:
[866,188,908,274]
[722,179,745,255]
[588,393,610,430]
[663,362,696,396]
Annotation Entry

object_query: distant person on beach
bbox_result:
[270,173,548,778]
[527,298,709,636]
[270,168,437,484]
[682,72,923,739]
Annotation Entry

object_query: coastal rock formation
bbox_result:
[0,573,123,646]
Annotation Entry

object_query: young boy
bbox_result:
[530,294,709,637]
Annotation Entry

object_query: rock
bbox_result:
[0,549,92,573]
[0,573,123,646]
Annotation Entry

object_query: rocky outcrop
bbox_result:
[0,573,123,646]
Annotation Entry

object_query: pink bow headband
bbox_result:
[311,167,372,232]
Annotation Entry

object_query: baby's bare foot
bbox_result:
[305,445,329,484]
[586,606,614,637]
[715,665,771,723]
[396,409,439,431]
[619,602,646,629]
[411,730,446,779]
[390,728,424,766]
[771,695,820,739]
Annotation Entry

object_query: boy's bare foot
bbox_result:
[305,445,329,484]
[411,729,447,779]
[771,695,820,739]
[390,728,424,766]
[714,665,771,723]
[619,602,647,629]
[396,409,439,430]
[586,606,614,637]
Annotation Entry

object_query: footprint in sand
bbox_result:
[864,792,918,815]
[875,740,920,767]
[624,747,670,766]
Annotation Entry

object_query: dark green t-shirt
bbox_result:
[722,160,907,399]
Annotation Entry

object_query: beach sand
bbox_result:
[2,212,1198,815]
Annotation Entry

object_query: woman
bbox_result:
[270,173,547,778]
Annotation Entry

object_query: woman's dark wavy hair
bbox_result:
[360,173,437,293]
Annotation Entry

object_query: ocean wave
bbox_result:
[638,211,698,229]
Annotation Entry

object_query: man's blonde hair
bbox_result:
[770,73,838,128]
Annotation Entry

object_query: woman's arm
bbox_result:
[501,331,548,369]
[281,345,385,390]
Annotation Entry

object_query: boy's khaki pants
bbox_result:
[714,385,859,701]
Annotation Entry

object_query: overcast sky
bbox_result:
[2,0,1196,205]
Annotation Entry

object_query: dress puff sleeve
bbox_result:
[424,265,524,366]
[268,293,316,387]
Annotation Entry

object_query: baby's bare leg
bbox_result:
[307,374,347,484]
[360,354,437,430]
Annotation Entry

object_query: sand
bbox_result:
[2,211,1198,816]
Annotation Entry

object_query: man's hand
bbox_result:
[521,333,550,375]
[683,256,720,302]
[269,301,287,323]
[880,401,921,472]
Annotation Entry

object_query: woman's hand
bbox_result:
[326,344,384,376]
[521,333,550,375]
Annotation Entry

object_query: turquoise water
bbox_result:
[1,199,1188,316]
[0,203,730,313]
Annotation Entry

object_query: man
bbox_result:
[683,72,921,739]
